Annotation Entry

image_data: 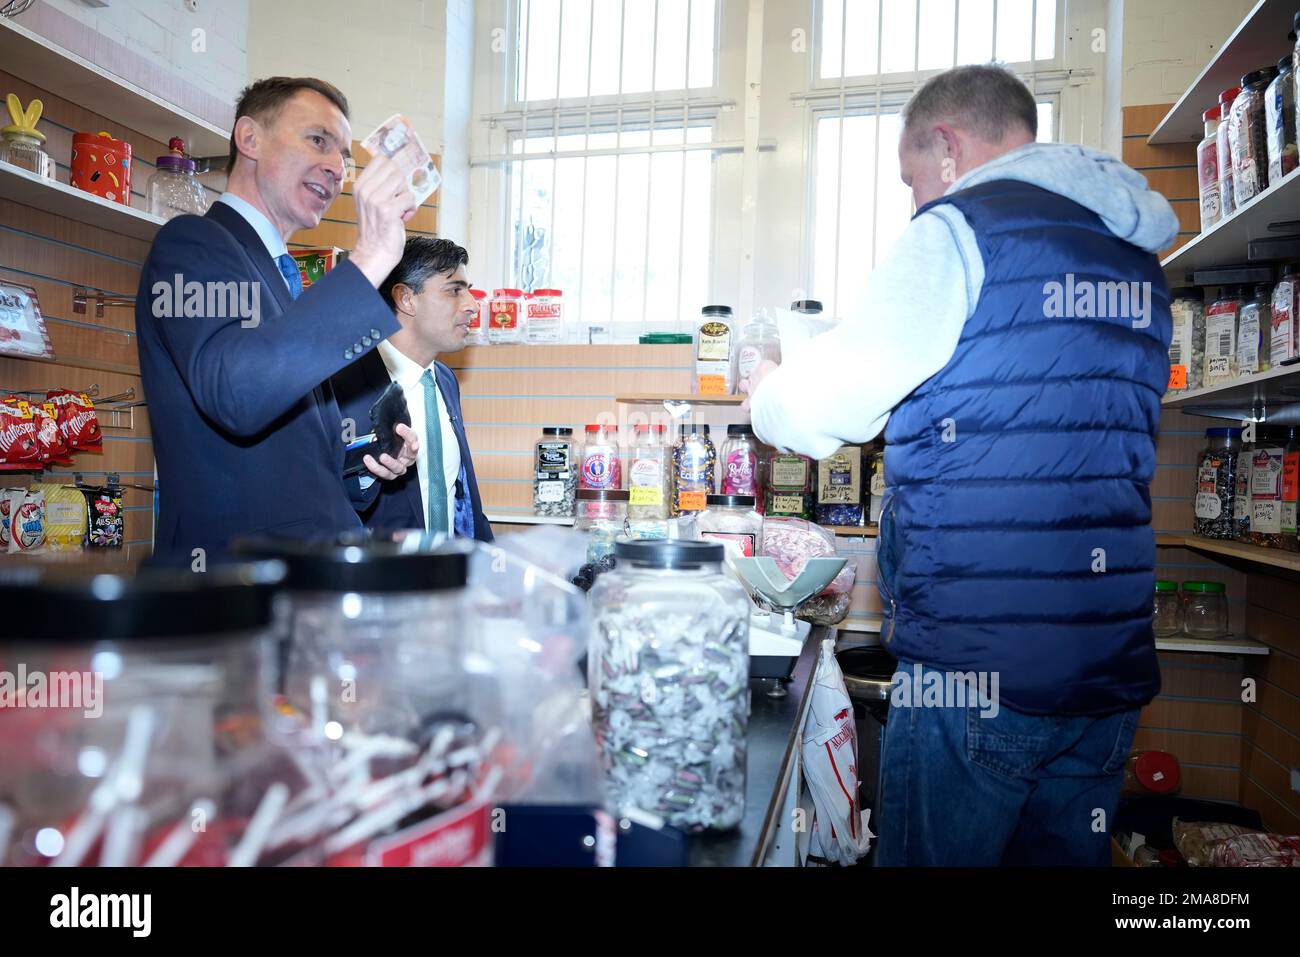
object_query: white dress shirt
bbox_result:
[375,340,460,534]
[217,193,291,263]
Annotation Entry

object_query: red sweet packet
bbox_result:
[46,389,102,454]
[0,396,41,470]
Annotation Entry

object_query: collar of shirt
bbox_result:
[377,339,438,387]
[217,193,290,261]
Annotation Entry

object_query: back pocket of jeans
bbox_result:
[1101,709,1141,775]
[966,707,1052,779]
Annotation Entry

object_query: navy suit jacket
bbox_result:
[332,349,493,542]
[135,202,400,563]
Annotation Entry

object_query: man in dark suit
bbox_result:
[333,237,493,542]
[136,77,421,563]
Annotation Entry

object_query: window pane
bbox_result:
[918,0,957,71]
[510,126,713,328]
[880,0,918,75]
[956,0,994,65]
[1037,100,1054,142]
[521,0,716,101]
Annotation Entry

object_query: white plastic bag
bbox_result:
[801,639,872,865]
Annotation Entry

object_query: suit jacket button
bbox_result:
[370,328,382,339]
[344,349,355,360]
[361,336,373,347]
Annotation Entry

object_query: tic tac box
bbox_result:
[291,247,348,290]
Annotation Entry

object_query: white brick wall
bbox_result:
[247,0,446,156]
[1121,0,1258,106]
[37,0,250,106]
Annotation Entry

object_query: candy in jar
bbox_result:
[628,424,670,520]
[580,423,622,490]
[672,424,715,515]
[588,540,750,832]
[533,427,576,517]
[1193,427,1241,540]
[720,424,759,496]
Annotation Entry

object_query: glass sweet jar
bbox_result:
[0,562,320,867]
[147,137,208,220]
[0,94,54,180]
[588,540,751,832]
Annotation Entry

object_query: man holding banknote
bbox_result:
[137,76,421,563]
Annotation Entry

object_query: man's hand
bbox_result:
[364,423,419,481]
[349,154,418,288]
[740,359,780,411]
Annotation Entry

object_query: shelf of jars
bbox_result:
[0,160,164,241]
[1161,363,1300,420]
[1176,534,1300,574]
[1148,1,1296,145]
[1160,166,1300,283]
[486,512,879,538]
[0,14,232,158]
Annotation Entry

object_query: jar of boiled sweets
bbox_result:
[1167,288,1205,395]
[720,424,760,497]
[1250,432,1286,547]
[534,427,576,517]
[580,423,622,490]
[488,289,523,344]
[1228,67,1277,208]
[815,445,865,526]
[467,289,488,345]
[1153,580,1183,638]
[697,494,763,557]
[1273,266,1300,364]
[1237,284,1272,376]
[672,424,716,516]
[588,540,750,832]
[1217,86,1242,219]
[1234,430,1254,543]
[576,488,630,563]
[628,424,670,520]
[1194,427,1242,540]
[524,289,565,343]
[1205,287,1244,386]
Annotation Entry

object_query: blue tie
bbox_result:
[421,370,449,536]
[275,254,303,300]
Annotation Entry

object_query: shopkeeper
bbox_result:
[136,77,421,563]
[333,237,493,541]
[746,65,1180,866]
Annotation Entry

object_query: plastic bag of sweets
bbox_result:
[31,402,68,465]
[82,483,124,548]
[0,487,19,549]
[761,517,855,596]
[0,397,41,470]
[31,483,86,551]
[46,389,102,454]
[8,486,46,553]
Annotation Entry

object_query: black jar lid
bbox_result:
[706,494,757,509]
[1242,66,1279,89]
[1170,287,1203,300]
[679,423,711,435]
[1279,54,1294,74]
[790,300,824,313]
[727,423,755,436]
[236,537,469,593]
[0,561,286,642]
[614,539,724,567]
[542,427,573,436]
[701,305,733,317]
[577,488,630,502]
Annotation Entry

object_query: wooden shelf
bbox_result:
[1160,166,1300,283]
[617,393,748,406]
[1148,1,1297,145]
[1155,635,1271,655]
[1161,363,1300,420]
[0,161,164,241]
[0,15,232,157]
[825,525,879,537]
[1178,535,1300,572]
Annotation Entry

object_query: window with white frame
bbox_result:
[501,0,721,335]
[810,0,1064,321]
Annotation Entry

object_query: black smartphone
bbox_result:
[342,382,412,479]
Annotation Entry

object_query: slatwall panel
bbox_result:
[1122,104,1199,258]
[1242,569,1300,834]
[289,145,438,251]
[0,68,165,563]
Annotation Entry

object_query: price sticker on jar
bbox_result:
[678,490,707,511]
[697,375,728,396]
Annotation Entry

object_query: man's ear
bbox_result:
[935,123,961,164]
[393,284,417,318]
[232,115,261,165]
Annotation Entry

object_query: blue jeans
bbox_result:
[875,665,1140,867]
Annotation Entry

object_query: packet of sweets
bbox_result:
[361,113,441,206]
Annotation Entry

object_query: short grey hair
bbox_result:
[900,64,1038,148]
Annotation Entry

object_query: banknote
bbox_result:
[361,113,442,205]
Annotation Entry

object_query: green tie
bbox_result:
[421,370,449,536]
